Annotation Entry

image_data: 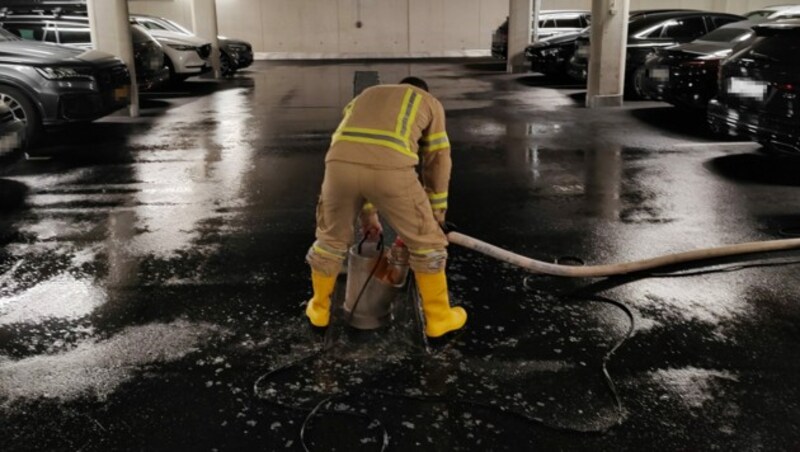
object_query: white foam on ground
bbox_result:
[0,274,106,326]
[0,320,225,403]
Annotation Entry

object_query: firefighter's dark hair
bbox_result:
[400,77,429,92]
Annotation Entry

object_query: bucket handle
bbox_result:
[357,233,384,255]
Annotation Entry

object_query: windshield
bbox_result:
[0,27,20,42]
[745,10,773,20]
[699,27,753,43]
[157,18,192,35]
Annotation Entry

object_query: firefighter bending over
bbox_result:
[304,76,467,338]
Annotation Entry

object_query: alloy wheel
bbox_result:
[0,93,28,125]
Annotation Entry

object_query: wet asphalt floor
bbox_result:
[1,59,800,451]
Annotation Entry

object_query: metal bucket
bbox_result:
[343,243,408,330]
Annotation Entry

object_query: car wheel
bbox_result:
[628,67,648,100]
[0,85,41,148]
[220,52,235,77]
[164,57,185,85]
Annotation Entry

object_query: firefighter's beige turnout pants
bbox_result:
[307,161,448,277]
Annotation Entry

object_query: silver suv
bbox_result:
[0,28,130,146]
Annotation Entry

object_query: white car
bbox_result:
[745,5,800,21]
[132,14,254,77]
[136,26,212,81]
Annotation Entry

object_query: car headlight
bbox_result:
[167,43,197,51]
[35,66,94,81]
[542,47,561,57]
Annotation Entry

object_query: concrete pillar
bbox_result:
[87,0,138,117]
[507,0,533,73]
[531,0,542,43]
[711,0,729,13]
[191,0,221,78]
[586,0,631,108]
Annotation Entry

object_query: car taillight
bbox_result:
[776,83,797,93]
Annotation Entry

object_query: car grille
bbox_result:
[197,44,212,59]
[95,64,131,89]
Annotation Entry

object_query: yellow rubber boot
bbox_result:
[415,270,467,338]
[305,270,336,327]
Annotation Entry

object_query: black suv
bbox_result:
[568,10,744,97]
[708,20,800,154]
[526,9,696,78]
[0,27,129,145]
[639,20,757,109]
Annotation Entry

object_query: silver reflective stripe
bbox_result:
[340,130,407,148]
[398,91,419,137]
[425,137,449,147]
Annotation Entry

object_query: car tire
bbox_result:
[627,67,648,100]
[164,57,186,85]
[0,85,42,148]
[220,52,235,77]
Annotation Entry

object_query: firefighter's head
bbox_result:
[400,77,429,92]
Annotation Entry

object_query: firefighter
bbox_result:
[304,76,467,338]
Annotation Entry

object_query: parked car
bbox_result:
[131,14,253,77]
[526,10,691,78]
[491,10,590,59]
[0,10,168,90]
[525,28,587,77]
[568,10,745,97]
[0,27,130,146]
[708,20,800,154]
[744,5,800,21]
[639,20,758,108]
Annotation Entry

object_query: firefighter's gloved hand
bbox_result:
[432,208,446,226]
[360,210,383,239]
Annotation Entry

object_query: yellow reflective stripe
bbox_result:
[395,88,414,135]
[428,192,448,210]
[421,132,448,142]
[342,126,406,142]
[423,142,450,153]
[334,134,419,161]
[421,134,450,153]
[403,95,423,140]
[362,202,375,211]
[313,245,346,260]
[409,248,437,256]
[332,100,357,143]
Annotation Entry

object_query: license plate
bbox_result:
[728,77,768,100]
[649,68,669,82]
[113,85,130,102]
[576,45,590,57]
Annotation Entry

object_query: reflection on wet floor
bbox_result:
[1,61,799,450]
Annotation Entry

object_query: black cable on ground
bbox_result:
[254,291,636,450]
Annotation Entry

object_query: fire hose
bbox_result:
[446,231,800,277]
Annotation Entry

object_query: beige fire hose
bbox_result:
[446,231,800,278]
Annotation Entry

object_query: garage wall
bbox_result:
[128,0,788,57]
[130,0,508,57]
